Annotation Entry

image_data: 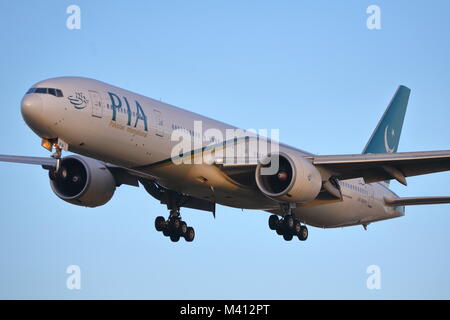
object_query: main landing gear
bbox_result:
[154,209,195,242]
[268,214,308,241]
[140,183,201,243]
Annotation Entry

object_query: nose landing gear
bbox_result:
[48,143,63,180]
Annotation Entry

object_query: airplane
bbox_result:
[1,76,450,243]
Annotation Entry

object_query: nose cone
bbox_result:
[21,94,46,136]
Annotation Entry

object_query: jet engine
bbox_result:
[255,152,322,203]
[49,155,116,207]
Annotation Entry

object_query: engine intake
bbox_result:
[50,155,116,207]
[255,152,322,203]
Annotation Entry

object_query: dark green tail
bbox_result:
[362,85,411,154]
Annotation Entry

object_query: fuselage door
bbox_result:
[153,109,164,137]
[89,90,103,118]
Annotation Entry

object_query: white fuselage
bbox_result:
[22,77,405,228]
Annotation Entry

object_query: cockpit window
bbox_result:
[27,87,64,97]
[35,88,47,94]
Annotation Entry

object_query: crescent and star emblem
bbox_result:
[384,125,395,153]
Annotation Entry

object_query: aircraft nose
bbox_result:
[21,94,45,135]
[21,94,43,121]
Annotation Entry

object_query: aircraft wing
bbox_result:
[385,196,450,206]
[0,154,56,168]
[4,150,450,188]
[309,150,450,185]
[0,154,155,186]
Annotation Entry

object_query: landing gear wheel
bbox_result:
[155,216,166,232]
[185,227,195,242]
[170,234,180,242]
[169,217,181,231]
[294,221,301,235]
[268,215,279,230]
[162,228,171,237]
[275,227,284,236]
[284,215,294,230]
[180,221,188,236]
[283,233,293,241]
[298,226,308,241]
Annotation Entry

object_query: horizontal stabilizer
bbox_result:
[385,196,450,206]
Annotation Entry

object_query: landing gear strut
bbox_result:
[141,182,203,243]
[49,143,63,180]
[154,190,196,242]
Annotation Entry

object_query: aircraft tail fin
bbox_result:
[362,85,411,155]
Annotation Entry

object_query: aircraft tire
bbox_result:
[268,215,279,230]
[298,226,308,241]
[155,216,166,232]
[284,215,294,230]
[283,233,293,241]
[162,228,171,237]
[294,221,301,235]
[185,227,195,242]
[180,221,188,236]
[169,217,181,231]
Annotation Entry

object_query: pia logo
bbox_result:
[68,91,89,110]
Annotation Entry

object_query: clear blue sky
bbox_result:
[1,0,450,299]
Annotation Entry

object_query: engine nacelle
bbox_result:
[255,152,322,203]
[50,155,116,207]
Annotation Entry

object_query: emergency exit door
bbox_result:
[89,90,103,118]
[153,109,164,137]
